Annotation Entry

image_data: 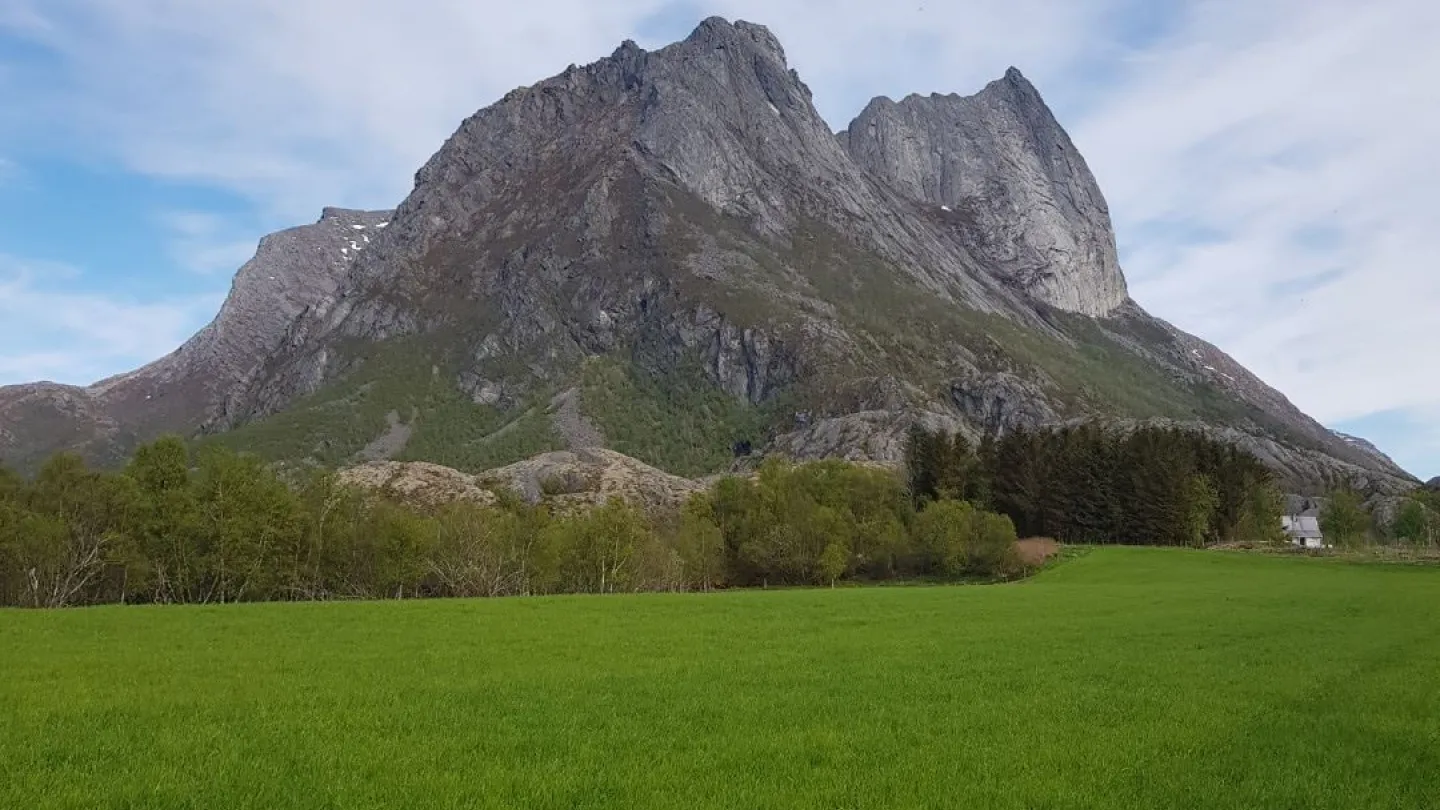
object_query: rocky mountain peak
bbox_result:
[995,66,1038,96]
[347,14,866,305]
[843,67,1128,316]
[685,17,788,62]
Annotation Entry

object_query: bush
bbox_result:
[912,500,1021,579]
[1390,497,1438,547]
[545,498,651,594]
[1321,489,1371,549]
[539,470,601,496]
[965,509,1022,578]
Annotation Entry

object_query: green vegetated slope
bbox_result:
[210,338,562,472]
[579,357,782,477]
[212,345,774,478]
[4,548,1438,809]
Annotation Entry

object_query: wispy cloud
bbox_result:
[0,3,52,35]
[156,211,258,275]
[0,255,219,385]
[1072,0,1440,433]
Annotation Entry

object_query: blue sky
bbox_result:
[1,0,1436,479]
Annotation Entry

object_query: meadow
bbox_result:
[2,547,1437,809]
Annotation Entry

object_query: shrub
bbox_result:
[911,499,1021,579]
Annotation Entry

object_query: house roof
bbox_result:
[1282,515,1323,539]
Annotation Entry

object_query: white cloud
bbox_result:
[1071,0,1440,434]
[0,256,219,385]
[155,211,258,275]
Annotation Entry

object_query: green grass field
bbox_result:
[3,548,1437,809]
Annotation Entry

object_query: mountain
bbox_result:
[841,69,1126,316]
[0,17,1418,496]
[0,208,392,471]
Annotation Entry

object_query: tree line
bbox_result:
[905,423,1289,548]
[10,421,1402,608]
[0,438,1030,608]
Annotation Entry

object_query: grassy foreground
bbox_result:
[3,548,1437,809]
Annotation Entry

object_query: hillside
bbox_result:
[0,17,1416,496]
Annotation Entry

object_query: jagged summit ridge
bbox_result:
[843,66,1128,316]
[686,16,789,57]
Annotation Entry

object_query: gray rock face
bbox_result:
[843,69,1128,316]
[948,368,1059,437]
[768,409,967,465]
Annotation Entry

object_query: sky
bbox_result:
[0,0,1436,479]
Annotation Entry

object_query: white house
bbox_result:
[1281,515,1326,549]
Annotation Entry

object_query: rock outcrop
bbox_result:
[948,368,1059,437]
[339,448,705,516]
[767,409,965,466]
[338,460,499,507]
[476,448,704,513]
